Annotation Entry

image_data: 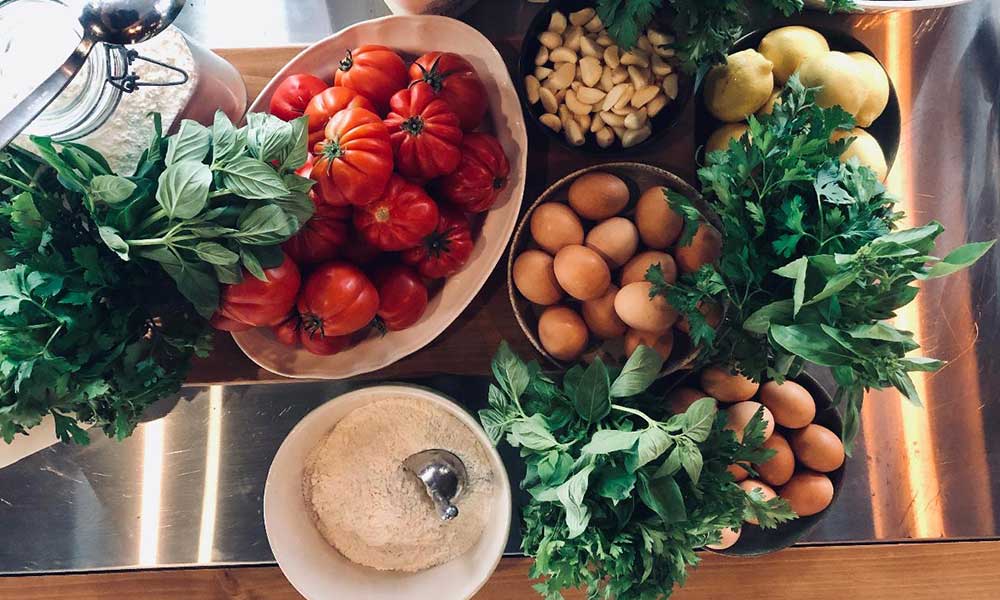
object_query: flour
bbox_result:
[303,395,495,572]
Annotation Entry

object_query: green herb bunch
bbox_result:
[0,110,312,443]
[596,0,855,75]
[653,76,994,450]
[29,110,314,319]
[481,342,794,600]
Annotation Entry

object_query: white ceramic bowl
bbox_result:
[264,384,512,600]
[235,15,528,379]
[805,0,974,10]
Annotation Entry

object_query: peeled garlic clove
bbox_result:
[535,65,553,80]
[569,7,595,26]
[576,86,606,105]
[579,56,602,88]
[534,46,549,66]
[539,87,558,114]
[565,89,593,115]
[547,62,576,90]
[602,83,629,111]
[598,66,614,92]
[624,107,648,130]
[662,74,679,100]
[646,93,669,117]
[564,119,585,146]
[637,35,653,53]
[539,113,562,132]
[596,33,614,46]
[599,110,625,127]
[580,35,601,58]
[651,54,672,77]
[525,75,541,104]
[584,14,603,32]
[613,84,634,110]
[548,11,567,34]
[538,31,562,50]
[628,65,649,90]
[590,111,605,133]
[622,125,652,148]
[595,126,615,148]
[631,84,659,109]
[550,46,578,64]
[620,50,649,68]
[611,65,628,85]
[563,26,584,51]
[576,112,591,131]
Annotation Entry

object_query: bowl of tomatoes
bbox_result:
[215,15,527,379]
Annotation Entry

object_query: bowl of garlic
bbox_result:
[517,0,693,153]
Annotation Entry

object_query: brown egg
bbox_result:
[586,217,639,268]
[530,203,584,254]
[728,463,750,482]
[537,305,589,361]
[725,401,775,442]
[700,366,759,403]
[513,250,563,306]
[706,527,741,551]
[739,479,777,525]
[757,432,795,487]
[582,285,627,339]
[666,386,712,414]
[635,186,684,249]
[621,251,676,287]
[553,245,611,301]
[674,222,723,273]
[788,424,844,473]
[614,282,678,333]
[780,470,834,517]
[568,172,630,220]
[676,301,724,335]
[759,380,816,429]
[624,328,674,360]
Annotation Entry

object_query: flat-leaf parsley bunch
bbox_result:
[480,343,794,600]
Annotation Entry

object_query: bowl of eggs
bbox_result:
[507,162,722,371]
[666,367,845,555]
[698,25,900,183]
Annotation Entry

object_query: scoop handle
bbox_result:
[0,36,96,148]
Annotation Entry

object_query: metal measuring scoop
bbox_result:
[403,449,468,521]
[0,0,187,148]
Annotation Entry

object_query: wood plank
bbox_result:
[3,542,1000,599]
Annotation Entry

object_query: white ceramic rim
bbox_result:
[806,0,973,10]
[263,383,512,600]
[233,14,528,380]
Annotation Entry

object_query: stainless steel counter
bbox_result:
[1,0,999,575]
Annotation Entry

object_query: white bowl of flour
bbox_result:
[265,384,511,600]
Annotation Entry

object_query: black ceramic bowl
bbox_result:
[516,0,694,155]
[695,26,901,170]
[714,370,845,556]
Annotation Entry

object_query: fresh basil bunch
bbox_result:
[480,343,793,600]
[28,110,314,318]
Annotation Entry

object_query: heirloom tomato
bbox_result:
[282,193,351,264]
[272,314,301,346]
[437,133,509,213]
[334,44,408,112]
[402,207,474,278]
[218,254,301,327]
[374,264,429,331]
[298,262,379,336]
[353,175,439,251]
[272,313,352,355]
[311,107,393,207]
[384,82,463,179]
[409,52,488,131]
[269,74,328,121]
[304,86,375,146]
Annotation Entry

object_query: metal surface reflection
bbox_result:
[0,0,998,575]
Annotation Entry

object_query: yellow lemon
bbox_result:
[798,51,869,120]
[848,52,890,127]
[704,49,774,123]
[832,128,888,181]
[758,26,830,84]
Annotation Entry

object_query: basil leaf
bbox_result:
[487,383,509,411]
[194,242,239,265]
[281,115,310,171]
[610,345,663,398]
[247,112,293,164]
[58,141,112,174]
[271,191,315,230]
[492,341,530,402]
[508,413,562,451]
[283,173,315,194]
[575,357,611,422]
[211,110,244,165]
[594,463,636,504]
[769,324,854,367]
[166,120,212,166]
[922,241,995,279]
[627,427,673,472]
[97,226,130,260]
[556,465,594,539]
[161,261,219,319]
[156,161,211,219]
[743,299,794,334]
[580,430,642,455]
[681,397,717,443]
[653,446,682,478]
[240,247,267,281]
[218,156,288,199]
[773,256,808,316]
[562,364,585,398]
[89,175,136,205]
[638,473,686,524]
[901,356,944,372]
[213,262,243,285]
[228,204,297,245]
[677,440,703,484]
[478,408,510,445]
[536,450,574,487]
[253,244,285,269]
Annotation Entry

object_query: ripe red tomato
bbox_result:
[282,193,351,264]
[409,52,488,131]
[269,74,328,121]
[272,314,301,346]
[353,175,440,251]
[436,133,510,213]
[374,265,429,331]
[218,254,301,327]
[298,262,379,336]
[384,82,463,179]
[402,207,475,278]
[209,312,254,332]
[311,107,393,207]
[303,86,376,147]
[334,44,408,112]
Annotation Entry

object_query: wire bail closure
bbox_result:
[105,44,189,93]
